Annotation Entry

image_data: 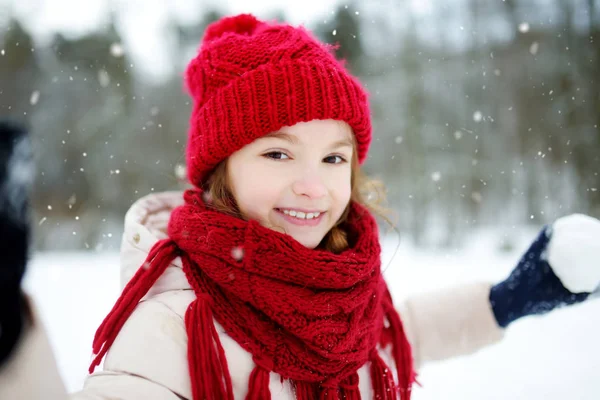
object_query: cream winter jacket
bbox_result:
[0,192,505,399]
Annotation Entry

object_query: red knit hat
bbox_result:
[184,14,372,186]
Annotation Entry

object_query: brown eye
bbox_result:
[323,155,346,164]
[263,151,290,160]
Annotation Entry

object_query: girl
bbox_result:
[1,14,599,400]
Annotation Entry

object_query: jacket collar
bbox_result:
[119,191,190,295]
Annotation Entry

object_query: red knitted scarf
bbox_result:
[90,189,415,399]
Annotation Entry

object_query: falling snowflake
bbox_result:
[431,172,441,182]
[98,70,110,87]
[175,164,186,180]
[332,29,337,36]
[30,90,40,105]
[202,191,213,204]
[518,22,530,33]
[231,246,244,261]
[394,136,403,144]
[529,41,539,55]
[454,131,463,140]
[110,43,125,57]
[473,111,483,122]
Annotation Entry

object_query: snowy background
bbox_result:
[23,229,600,399]
[1,0,598,252]
[3,0,599,397]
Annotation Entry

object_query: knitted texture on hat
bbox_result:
[185,14,372,186]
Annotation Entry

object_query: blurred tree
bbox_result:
[314,3,364,74]
[0,18,40,118]
[172,8,224,71]
[1,1,598,251]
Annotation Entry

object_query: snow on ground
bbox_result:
[22,228,600,399]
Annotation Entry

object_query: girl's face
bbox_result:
[227,119,354,249]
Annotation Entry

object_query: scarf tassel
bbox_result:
[89,239,177,373]
[294,380,318,400]
[382,288,417,400]
[185,294,235,400]
[339,372,361,400]
[246,363,271,400]
[370,351,397,400]
[300,373,361,400]
[320,386,339,400]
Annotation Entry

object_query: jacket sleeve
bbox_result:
[0,294,190,400]
[397,282,505,369]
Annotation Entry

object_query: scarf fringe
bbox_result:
[246,363,271,400]
[294,380,318,400]
[320,385,339,400]
[382,288,416,400]
[370,351,397,400]
[185,295,234,400]
[339,372,361,400]
[89,239,177,373]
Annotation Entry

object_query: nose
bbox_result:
[292,172,327,199]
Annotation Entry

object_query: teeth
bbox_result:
[280,209,321,220]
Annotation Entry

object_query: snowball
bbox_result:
[547,214,600,293]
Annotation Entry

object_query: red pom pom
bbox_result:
[203,14,262,43]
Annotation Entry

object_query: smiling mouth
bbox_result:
[274,208,326,226]
[275,208,323,219]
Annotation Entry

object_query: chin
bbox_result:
[290,234,324,250]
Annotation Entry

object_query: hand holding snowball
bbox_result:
[489,214,600,328]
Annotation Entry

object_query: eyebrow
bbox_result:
[263,131,300,145]
[263,131,353,150]
[329,138,354,150]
